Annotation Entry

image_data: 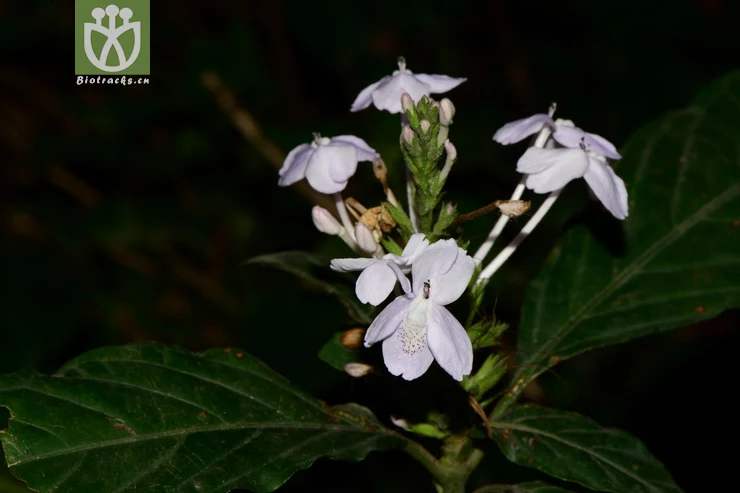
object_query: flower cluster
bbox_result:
[277,58,629,383]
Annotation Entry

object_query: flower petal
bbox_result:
[585,132,622,160]
[583,157,629,220]
[278,144,312,187]
[356,261,397,305]
[551,124,585,149]
[522,149,589,193]
[381,328,434,380]
[413,73,467,94]
[411,239,458,294]
[305,145,355,194]
[350,79,384,112]
[401,233,429,261]
[517,147,574,174]
[493,114,553,145]
[372,73,429,114]
[427,304,473,381]
[429,248,475,305]
[365,295,411,346]
[387,261,412,294]
[330,257,375,272]
[330,135,379,162]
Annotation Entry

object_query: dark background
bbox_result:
[1,0,738,491]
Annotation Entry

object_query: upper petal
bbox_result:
[364,295,412,346]
[517,146,579,174]
[381,328,434,381]
[552,124,586,149]
[413,73,467,94]
[278,144,312,187]
[330,135,379,162]
[330,257,375,272]
[493,114,553,145]
[411,239,459,295]
[522,149,589,194]
[401,233,430,262]
[583,157,629,220]
[350,79,383,112]
[305,145,355,194]
[372,73,430,113]
[427,304,473,381]
[356,261,398,305]
[585,132,622,160]
[429,248,475,305]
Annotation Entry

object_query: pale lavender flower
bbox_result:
[351,58,466,114]
[278,134,379,194]
[331,234,429,306]
[363,239,475,381]
[516,123,628,219]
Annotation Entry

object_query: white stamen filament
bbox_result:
[476,187,563,286]
[473,103,558,263]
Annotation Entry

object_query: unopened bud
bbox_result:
[340,328,365,349]
[401,125,415,145]
[444,140,457,162]
[355,222,378,254]
[401,92,414,113]
[496,200,531,218]
[311,206,342,235]
[420,119,431,134]
[439,98,455,125]
[344,362,373,378]
[391,416,410,430]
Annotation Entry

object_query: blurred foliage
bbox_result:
[1,0,738,491]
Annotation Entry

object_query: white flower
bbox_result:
[330,233,429,306]
[278,134,379,194]
[351,58,466,114]
[516,123,628,219]
[363,239,475,381]
[493,114,628,220]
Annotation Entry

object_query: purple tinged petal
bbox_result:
[278,144,313,187]
[522,149,590,194]
[350,79,384,112]
[386,262,412,295]
[330,135,380,162]
[401,233,429,262]
[429,248,475,305]
[427,304,473,381]
[330,258,375,272]
[493,114,553,145]
[583,157,629,220]
[381,328,434,380]
[413,73,467,94]
[305,145,355,194]
[356,262,397,305]
[411,239,459,294]
[372,73,430,114]
[364,295,412,346]
[552,125,585,149]
[585,132,622,160]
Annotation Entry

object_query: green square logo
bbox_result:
[75,0,150,75]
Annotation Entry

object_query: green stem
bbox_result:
[401,434,484,493]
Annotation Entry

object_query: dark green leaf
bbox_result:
[507,72,740,402]
[0,344,401,493]
[248,251,372,324]
[492,405,680,493]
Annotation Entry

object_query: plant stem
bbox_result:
[476,188,562,287]
[401,434,484,493]
[473,103,557,263]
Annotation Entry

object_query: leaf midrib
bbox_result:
[7,420,382,466]
[491,420,661,493]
